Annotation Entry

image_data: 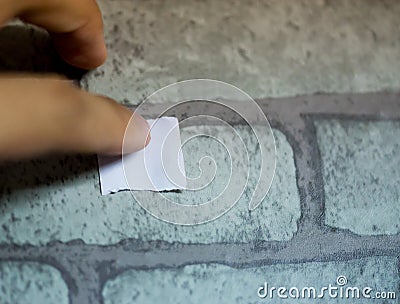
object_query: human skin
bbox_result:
[0,0,150,160]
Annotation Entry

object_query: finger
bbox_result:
[0,75,150,160]
[0,0,107,69]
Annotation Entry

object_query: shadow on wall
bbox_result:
[0,155,99,203]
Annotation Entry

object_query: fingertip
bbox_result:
[70,43,107,70]
[17,0,108,70]
[122,113,151,154]
[52,29,108,70]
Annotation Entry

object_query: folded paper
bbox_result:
[98,117,186,195]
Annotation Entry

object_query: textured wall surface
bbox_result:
[316,119,400,235]
[0,0,399,303]
[102,257,398,304]
[84,0,400,102]
[0,128,299,245]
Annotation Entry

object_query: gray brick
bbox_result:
[0,262,68,304]
[102,257,399,304]
[0,127,299,245]
[315,119,400,235]
[83,0,400,102]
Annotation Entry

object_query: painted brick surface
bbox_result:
[0,262,68,304]
[315,120,400,235]
[0,127,299,245]
[103,257,398,304]
[0,0,399,302]
[83,0,400,103]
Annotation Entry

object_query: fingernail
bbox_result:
[123,113,151,153]
[145,130,151,146]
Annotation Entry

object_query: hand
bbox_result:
[0,0,150,160]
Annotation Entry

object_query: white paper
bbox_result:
[98,117,186,195]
